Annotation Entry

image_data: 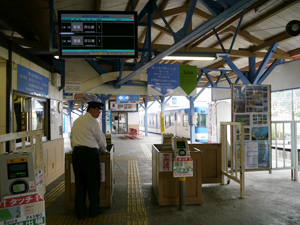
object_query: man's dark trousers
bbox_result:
[72,146,101,219]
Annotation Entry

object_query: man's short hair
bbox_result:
[87,101,104,111]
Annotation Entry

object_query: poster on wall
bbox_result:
[109,100,138,112]
[232,84,271,170]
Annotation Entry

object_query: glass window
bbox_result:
[157,114,160,125]
[165,115,170,126]
[183,114,189,127]
[148,116,150,125]
[152,115,156,125]
[177,114,181,126]
[170,115,175,126]
[272,90,292,121]
[32,99,45,132]
[197,114,208,127]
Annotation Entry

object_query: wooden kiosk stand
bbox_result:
[65,144,114,209]
[152,143,222,206]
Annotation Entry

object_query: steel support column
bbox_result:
[95,94,112,133]
[144,96,149,136]
[189,97,196,144]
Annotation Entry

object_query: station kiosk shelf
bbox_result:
[152,144,202,206]
[65,144,114,209]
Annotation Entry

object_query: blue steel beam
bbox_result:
[197,71,205,86]
[139,103,145,110]
[84,94,93,101]
[174,0,197,41]
[189,96,196,143]
[258,59,281,84]
[220,55,251,84]
[144,96,150,136]
[248,57,256,83]
[215,72,225,85]
[114,0,258,88]
[152,95,161,103]
[204,71,216,87]
[223,72,232,84]
[86,59,106,74]
[253,43,278,84]
[213,28,226,52]
[155,5,176,38]
[80,97,88,104]
[228,9,246,54]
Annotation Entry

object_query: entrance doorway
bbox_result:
[112,113,128,134]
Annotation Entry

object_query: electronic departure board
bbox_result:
[58,11,138,58]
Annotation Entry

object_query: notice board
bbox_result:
[231,84,271,170]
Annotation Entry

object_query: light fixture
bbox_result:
[163,56,216,61]
[54,55,59,59]
[162,52,217,61]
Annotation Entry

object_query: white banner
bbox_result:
[208,102,217,143]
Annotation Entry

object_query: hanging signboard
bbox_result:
[232,84,271,170]
[63,89,74,100]
[179,65,197,96]
[147,64,197,96]
[17,64,49,98]
[109,100,138,112]
[64,81,82,93]
[148,64,180,95]
[116,95,140,103]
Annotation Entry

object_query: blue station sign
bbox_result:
[148,64,180,95]
[17,64,49,98]
[116,95,140,103]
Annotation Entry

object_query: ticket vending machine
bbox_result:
[0,153,36,200]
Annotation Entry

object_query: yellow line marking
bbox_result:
[127,159,148,225]
[44,181,65,200]
[46,213,126,224]
[46,158,149,224]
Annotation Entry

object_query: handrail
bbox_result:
[0,130,44,170]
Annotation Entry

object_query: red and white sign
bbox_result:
[174,156,193,162]
[0,192,45,225]
[159,153,172,172]
[0,193,43,209]
[100,162,105,182]
[208,102,217,143]
[173,156,193,178]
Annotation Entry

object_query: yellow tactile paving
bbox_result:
[46,213,126,224]
[45,181,65,208]
[46,157,149,224]
[140,143,152,158]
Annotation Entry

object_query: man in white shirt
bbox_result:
[70,101,107,220]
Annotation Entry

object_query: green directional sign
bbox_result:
[179,65,197,96]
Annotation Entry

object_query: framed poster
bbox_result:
[232,84,271,170]
[108,100,138,112]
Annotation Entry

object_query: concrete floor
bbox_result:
[45,133,300,225]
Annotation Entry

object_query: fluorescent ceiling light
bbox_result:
[162,56,216,61]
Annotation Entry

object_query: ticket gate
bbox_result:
[0,153,36,200]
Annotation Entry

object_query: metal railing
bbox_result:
[271,121,299,181]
